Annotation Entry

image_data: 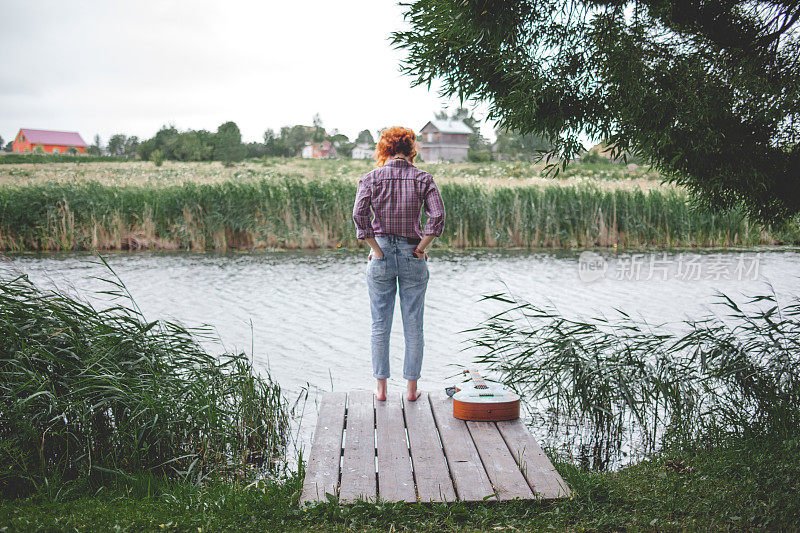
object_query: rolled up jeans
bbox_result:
[366,235,429,380]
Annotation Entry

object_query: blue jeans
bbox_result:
[366,235,429,380]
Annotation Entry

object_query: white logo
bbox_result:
[578,251,607,282]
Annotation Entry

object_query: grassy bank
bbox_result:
[2,434,798,531]
[1,165,798,251]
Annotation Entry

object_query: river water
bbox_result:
[5,248,800,456]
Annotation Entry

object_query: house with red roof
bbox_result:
[12,128,88,154]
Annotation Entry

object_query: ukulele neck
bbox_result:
[468,369,489,390]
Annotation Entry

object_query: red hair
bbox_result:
[375,126,418,167]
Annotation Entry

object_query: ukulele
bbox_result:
[450,369,520,421]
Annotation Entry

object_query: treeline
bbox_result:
[136,121,247,166]
[107,115,376,166]
[2,110,602,165]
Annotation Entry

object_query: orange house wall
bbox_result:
[12,140,87,154]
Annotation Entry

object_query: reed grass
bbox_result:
[1,174,797,251]
[0,257,290,498]
[465,289,800,470]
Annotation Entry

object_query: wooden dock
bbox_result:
[300,391,570,504]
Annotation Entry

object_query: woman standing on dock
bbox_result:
[352,126,445,402]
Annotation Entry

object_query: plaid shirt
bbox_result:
[353,158,445,240]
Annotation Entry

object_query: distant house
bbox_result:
[419,119,472,162]
[301,140,336,159]
[351,143,374,159]
[12,128,88,154]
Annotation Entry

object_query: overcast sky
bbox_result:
[0,0,496,147]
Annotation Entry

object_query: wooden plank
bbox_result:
[497,419,571,499]
[403,392,457,502]
[466,420,534,501]
[339,390,377,503]
[429,393,496,501]
[375,393,416,502]
[300,392,346,504]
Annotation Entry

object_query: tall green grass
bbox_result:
[0,176,798,251]
[466,289,800,470]
[0,258,290,497]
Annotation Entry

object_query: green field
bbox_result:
[1,158,797,252]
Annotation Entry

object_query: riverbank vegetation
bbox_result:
[1,269,798,530]
[0,260,291,499]
[1,160,798,252]
[468,289,800,471]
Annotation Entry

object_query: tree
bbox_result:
[392,1,800,223]
[3,141,11,152]
[107,134,127,157]
[214,121,247,166]
[123,136,139,158]
[262,129,276,155]
[246,142,267,158]
[87,134,102,156]
[137,138,157,161]
[329,132,354,157]
[0,136,4,151]
[135,126,216,161]
[312,113,326,143]
[279,125,314,156]
[137,126,179,161]
[173,130,214,161]
[355,129,375,146]
[494,128,553,161]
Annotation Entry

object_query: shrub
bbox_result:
[468,149,493,162]
[581,152,611,165]
[150,149,165,167]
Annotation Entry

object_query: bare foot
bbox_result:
[405,391,422,402]
[374,378,387,401]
